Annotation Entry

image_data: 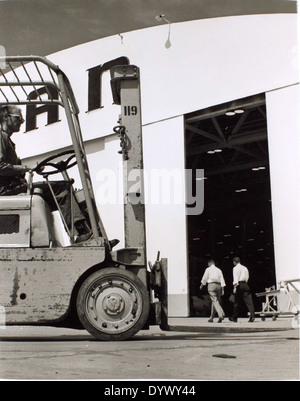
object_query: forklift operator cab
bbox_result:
[0,151,87,248]
[0,56,167,341]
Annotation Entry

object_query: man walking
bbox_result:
[200,259,226,323]
[229,257,255,322]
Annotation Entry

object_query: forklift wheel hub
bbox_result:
[103,293,124,315]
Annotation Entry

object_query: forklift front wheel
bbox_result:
[76,268,150,341]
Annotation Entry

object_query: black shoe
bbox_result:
[109,239,120,248]
[208,318,214,323]
[217,317,224,323]
[229,317,237,322]
[248,317,255,323]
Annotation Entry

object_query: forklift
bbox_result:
[0,56,168,341]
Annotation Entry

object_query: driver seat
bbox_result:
[31,179,75,211]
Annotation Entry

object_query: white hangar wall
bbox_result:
[142,117,189,315]
[17,14,299,158]
[19,14,299,316]
[266,84,300,282]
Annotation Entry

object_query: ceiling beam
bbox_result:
[185,95,265,124]
[257,141,268,156]
[231,109,251,134]
[185,124,225,144]
[212,117,227,142]
[187,130,267,155]
[204,159,268,176]
[227,130,267,146]
[257,106,266,119]
[232,145,262,160]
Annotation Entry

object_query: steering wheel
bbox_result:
[35,150,77,176]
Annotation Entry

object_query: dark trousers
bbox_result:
[233,281,255,319]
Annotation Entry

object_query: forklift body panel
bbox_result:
[0,245,105,324]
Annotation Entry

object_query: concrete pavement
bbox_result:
[167,315,299,332]
[0,317,298,381]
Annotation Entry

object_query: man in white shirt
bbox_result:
[229,257,255,322]
[200,259,226,323]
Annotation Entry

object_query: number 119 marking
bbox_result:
[124,106,138,116]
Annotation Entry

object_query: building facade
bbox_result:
[17,14,299,316]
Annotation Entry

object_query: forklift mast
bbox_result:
[110,65,147,283]
[110,65,168,329]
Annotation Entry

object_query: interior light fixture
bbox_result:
[207,149,223,154]
[225,111,235,116]
[235,188,247,193]
[247,238,255,241]
[217,241,223,245]
[234,109,245,114]
[235,225,240,228]
[224,234,232,237]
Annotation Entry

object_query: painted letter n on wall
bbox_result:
[87,57,129,112]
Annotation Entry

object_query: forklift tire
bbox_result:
[76,267,150,341]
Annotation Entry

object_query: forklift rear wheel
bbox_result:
[76,268,150,341]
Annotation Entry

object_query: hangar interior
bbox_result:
[185,94,276,316]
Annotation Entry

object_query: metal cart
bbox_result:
[256,279,300,321]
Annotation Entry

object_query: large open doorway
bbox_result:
[185,94,276,317]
